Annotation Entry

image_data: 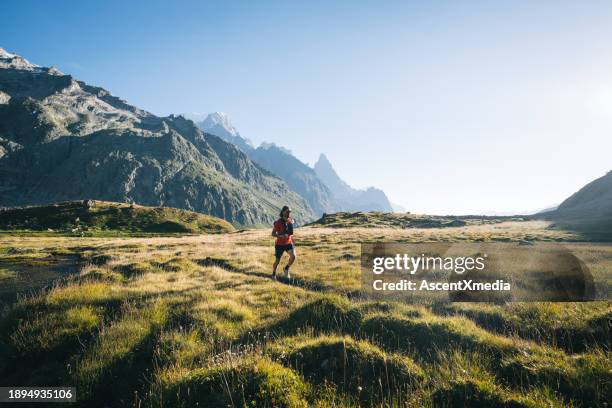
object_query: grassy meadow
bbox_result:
[0,218,610,407]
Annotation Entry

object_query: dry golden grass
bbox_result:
[0,220,609,407]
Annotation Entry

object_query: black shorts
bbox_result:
[275,243,294,259]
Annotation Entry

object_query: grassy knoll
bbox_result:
[0,219,609,407]
[307,211,529,229]
[0,200,235,235]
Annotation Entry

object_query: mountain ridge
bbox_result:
[0,47,314,225]
[248,144,338,215]
[196,112,395,214]
[200,112,254,153]
[197,113,337,215]
[314,153,393,212]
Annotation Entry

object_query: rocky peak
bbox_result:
[314,152,393,212]
[0,47,36,71]
[0,47,63,75]
[314,153,333,171]
[0,48,16,59]
[202,112,239,137]
[198,112,254,152]
[0,47,315,225]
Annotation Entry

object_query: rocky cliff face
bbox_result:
[0,48,314,225]
[314,153,393,212]
[199,112,254,153]
[196,112,395,215]
[197,115,337,215]
[249,144,338,215]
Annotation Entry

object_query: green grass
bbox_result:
[156,357,309,408]
[268,335,424,404]
[0,200,235,234]
[0,224,609,407]
[0,268,17,282]
[307,211,526,229]
[433,302,611,352]
[76,300,168,394]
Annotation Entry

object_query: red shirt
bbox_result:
[273,217,294,245]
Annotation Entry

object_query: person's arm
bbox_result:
[286,219,294,235]
[272,225,287,238]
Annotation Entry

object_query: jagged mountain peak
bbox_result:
[0,48,16,59]
[0,47,37,70]
[197,112,254,152]
[317,152,330,162]
[314,151,393,212]
[0,47,63,75]
[314,152,352,192]
[314,153,334,171]
[202,112,239,137]
[195,112,394,214]
[0,48,314,225]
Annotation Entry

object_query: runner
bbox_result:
[271,205,295,279]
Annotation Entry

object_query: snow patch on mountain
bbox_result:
[202,112,239,137]
[198,112,254,152]
[0,47,63,75]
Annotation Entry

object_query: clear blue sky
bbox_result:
[2,0,611,214]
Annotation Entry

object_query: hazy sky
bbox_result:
[2,0,611,214]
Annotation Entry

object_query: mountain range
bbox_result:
[197,113,393,214]
[313,153,393,212]
[196,109,612,234]
[0,47,312,225]
[1,47,609,232]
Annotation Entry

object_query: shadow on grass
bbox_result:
[431,303,611,354]
[237,295,609,407]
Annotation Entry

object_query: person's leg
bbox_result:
[282,248,294,278]
[273,246,283,276]
[286,249,296,267]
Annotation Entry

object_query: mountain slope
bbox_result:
[199,112,254,153]
[248,144,338,215]
[0,47,314,225]
[543,171,612,237]
[314,153,393,212]
[197,112,396,215]
[197,114,337,215]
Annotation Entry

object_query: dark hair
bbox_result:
[279,206,291,217]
